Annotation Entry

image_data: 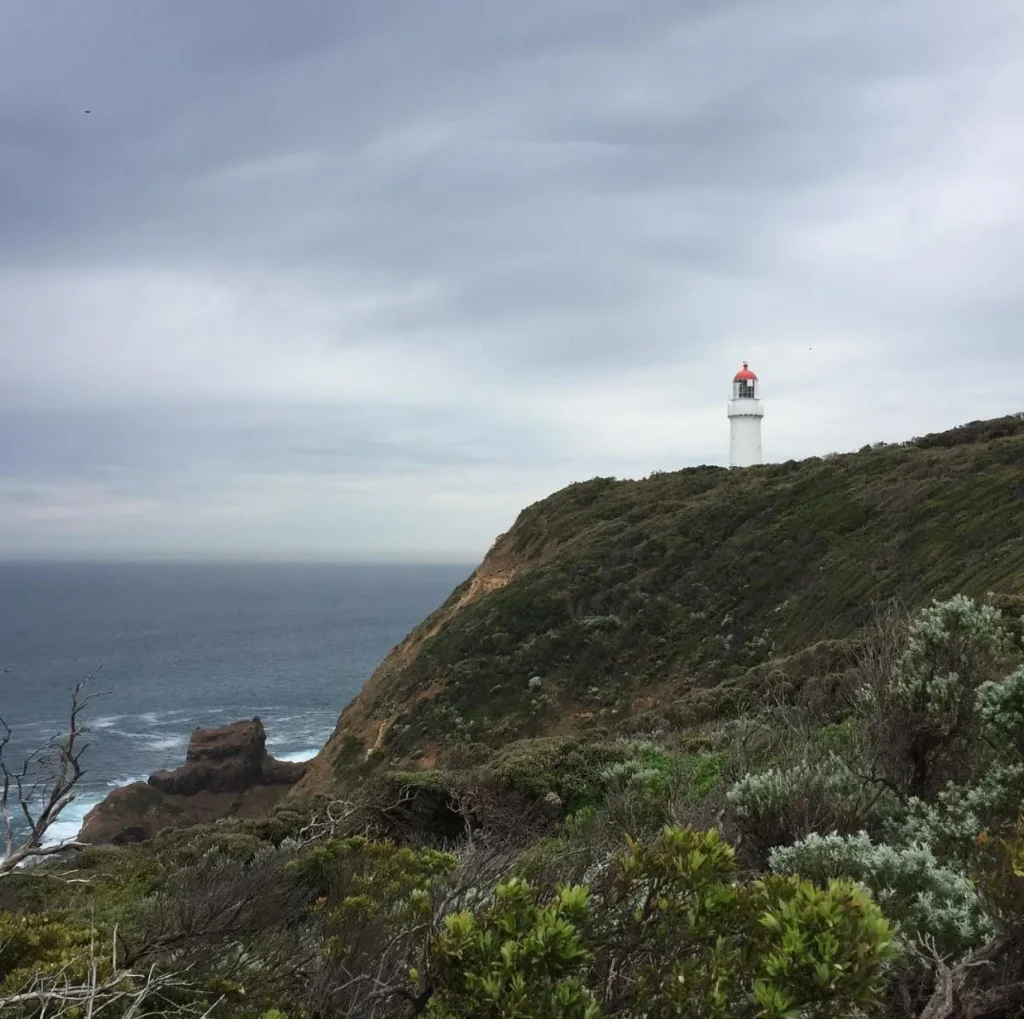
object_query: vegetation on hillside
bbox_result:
[301,415,1024,787]
[3,591,1024,1017]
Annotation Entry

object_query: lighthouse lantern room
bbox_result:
[727,361,764,467]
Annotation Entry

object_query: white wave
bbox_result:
[137,710,193,726]
[138,734,188,752]
[273,748,319,763]
[89,715,123,729]
[106,773,148,788]
[41,794,100,846]
[37,775,147,847]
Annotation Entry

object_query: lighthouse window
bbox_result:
[736,381,755,399]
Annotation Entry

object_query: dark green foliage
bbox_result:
[0,908,103,993]
[910,414,1024,448]
[483,737,632,807]
[598,747,729,833]
[287,834,456,907]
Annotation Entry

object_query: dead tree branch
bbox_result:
[0,675,100,876]
[0,925,217,1018]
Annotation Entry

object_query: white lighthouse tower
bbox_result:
[727,362,764,467]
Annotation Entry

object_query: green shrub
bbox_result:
[598,748,728,832]
[0,910,104,993]
[974,814,1024,925]
[601,748,726,801]
[891,763,1024,862]
[592,826,895,1018]
[287,835,456,916]
[424,877,598,1019]
[751,875,896,1018]
[485,737,631,808]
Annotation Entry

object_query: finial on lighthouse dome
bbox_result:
[727,361,764,467]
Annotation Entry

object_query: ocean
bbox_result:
[0,560,470,845]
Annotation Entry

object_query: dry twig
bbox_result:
[0,675,100,876]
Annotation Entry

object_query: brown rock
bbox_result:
[80,717,307,845]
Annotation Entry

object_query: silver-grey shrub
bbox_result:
[726,756,895,860]
[976,666,1024,759]
[769,831,993,956]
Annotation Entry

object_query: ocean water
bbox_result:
[0,561,470,844]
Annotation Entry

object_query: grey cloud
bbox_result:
[1,0,1022,556]
[0,401,569,488]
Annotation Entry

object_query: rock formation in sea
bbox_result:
[79,717,306,844]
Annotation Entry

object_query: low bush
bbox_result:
[484,737,632,808]
[856,595,1013,797]
[0,909,104,994]
[891,763,1024,863]
[424,878,597,1019]
[769,831,993,956]
[588,826,896,1018]
[726,756,895,862]
[977,666,1024,759]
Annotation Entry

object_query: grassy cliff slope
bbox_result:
[296,415,1024,797]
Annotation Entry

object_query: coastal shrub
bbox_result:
[123,844,302,1008]
[975,814,1024,925]
[750,875,895,1018]
[726,756,895,861]
[0,824,899,1018]
[508,835,578,885]
[0,909,103,993]
[860,595,1013,796]
[600,747,726,801]
[420,826,894,1018]
[977,666,1024,759]
[424,878,598,1019]
[439,740,495,769]
[769,831,993,955]
[281,837,460,1017]
[598,748,728,832]
[891,763,1024,862]
[590,826,895,1018]
[484,737,631,808]
[288,834,457,915]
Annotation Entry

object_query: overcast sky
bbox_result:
[1,1,1022,561]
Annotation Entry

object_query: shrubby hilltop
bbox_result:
[298,414,1024,796]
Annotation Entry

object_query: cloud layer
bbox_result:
[2,0,1022,558]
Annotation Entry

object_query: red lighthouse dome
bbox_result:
[733,361,758,382]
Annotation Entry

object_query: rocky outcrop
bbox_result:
[80,718,306,845]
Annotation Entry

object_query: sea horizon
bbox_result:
[0,559,471,844]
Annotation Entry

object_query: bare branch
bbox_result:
[296,796,368,846]
[1,672,103,877]
[0,928,217,1019]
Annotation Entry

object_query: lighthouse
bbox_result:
[727,362,764,467]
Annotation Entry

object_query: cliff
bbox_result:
[80,718,306,844]
[295,415,1024,799]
